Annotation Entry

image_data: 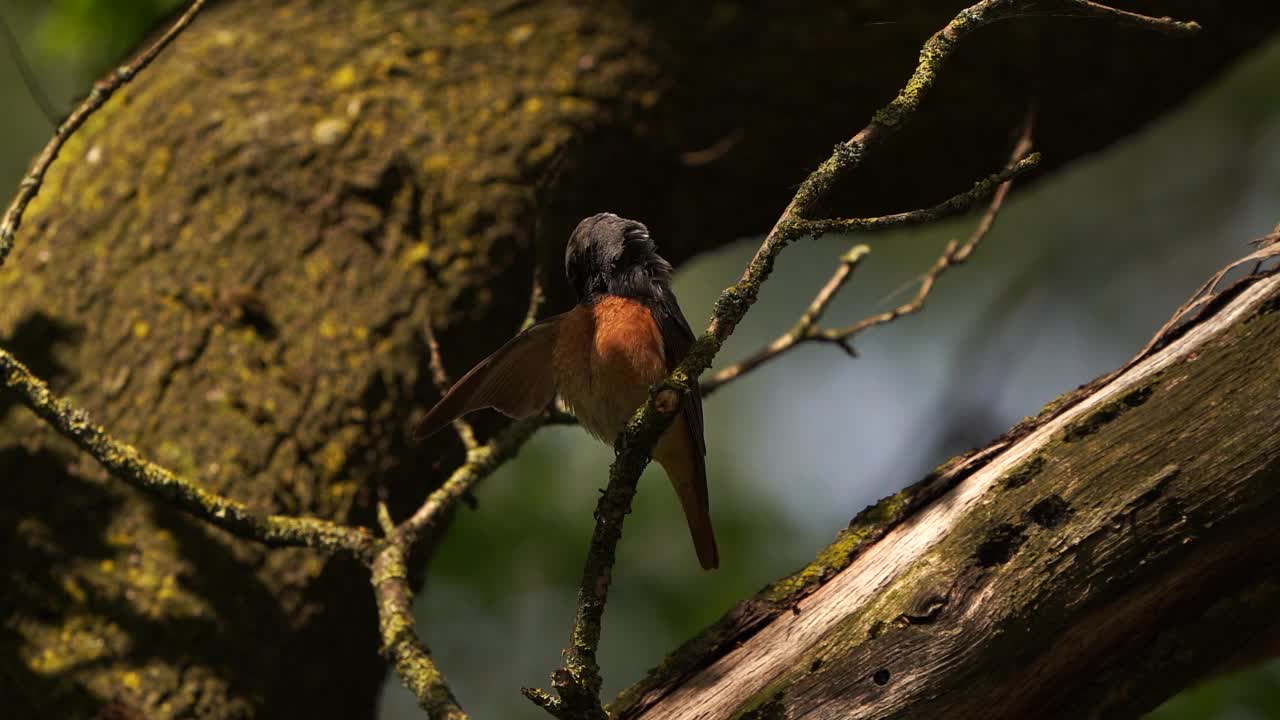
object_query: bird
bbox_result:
[412,212,718,570]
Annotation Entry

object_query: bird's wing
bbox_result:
[652,289,706,457]
[411,315,563,440]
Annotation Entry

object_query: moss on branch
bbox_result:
[0,347,375,557]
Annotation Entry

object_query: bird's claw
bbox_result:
[649,381,682,414]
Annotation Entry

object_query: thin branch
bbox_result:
[0,5,60,125]
[0,0,210,267]
[370,416,547,714]
[522,269,546,332]
[782,153,1038,239]
[820,139,1031,341]
[376,260,558,712]
[0,348,376,560]
[1055,0,1200,35]
[373,541,469,720]
[423,319,479,450]
[704,119,1035,395]
[529,2,1195,717]
[396,415,546,547]
[702,245,872,393]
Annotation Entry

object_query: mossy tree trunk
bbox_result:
[0,1,1276,718]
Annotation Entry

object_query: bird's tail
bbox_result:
[655,421,719,570]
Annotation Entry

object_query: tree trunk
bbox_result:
[1,1,1276,718]
[613,266,1280,719]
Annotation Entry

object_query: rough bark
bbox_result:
[612,267,1280,719]
[0,1,1277,718]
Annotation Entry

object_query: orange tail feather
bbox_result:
[655,419,719,570]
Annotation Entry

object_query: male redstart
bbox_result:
[412,212,718,569]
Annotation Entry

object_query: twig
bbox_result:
[522,269,547,332]
[370,416,547,715]
[374,272,556,713]
[528,2,1195,717]
[820,145,1030,339]
[521,423,658,720]
[1054,0,1200,35]
[0,348,377,559]
[0,5,60,125]
[704,119,1035,395]
[396,415,546,547]
[1127,233,1280,368]
[0,0,209,267]
[702,245,872,394]
[782,153,1037,240]
[423,319,479,450]
[373,540,469,720]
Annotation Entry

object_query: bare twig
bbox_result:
[522,270,547,332]
[1054,0,1200,34]
[0,5,60,125]
[704,119,1035,395]
[1128,234,1280,368]
[701,245,872,393]
[0,0,209,267]
[529,2,1195,718]
[819,156,1027,338]
[679,128,745,167]
[423,319,479,450]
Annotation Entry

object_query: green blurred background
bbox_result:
[1,2,1278,718]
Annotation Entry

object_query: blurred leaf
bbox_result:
[20,0,183,75]
[1148,660,1280,720]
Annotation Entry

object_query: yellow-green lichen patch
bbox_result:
[763,485,917,604]
[312,117,350,146]
[21,615,117,675]
[329,64,358,90]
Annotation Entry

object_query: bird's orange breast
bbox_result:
[553,296,667,443]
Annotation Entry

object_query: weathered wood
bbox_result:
[615,267,1280,719]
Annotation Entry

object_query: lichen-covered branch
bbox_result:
[522,401,673,720]
[369,276,555,714]
[369,415,549,715]
[373,541,469,720]
[0,0,208,267]
[780,152,1038,240]
[0,347,376,558]
[396,415,547,548]
[704,121,1034,395]
[529,2,1196,717]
